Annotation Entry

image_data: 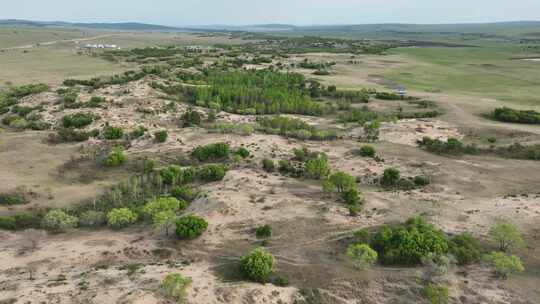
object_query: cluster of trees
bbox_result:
[348,216,525,279]
[156,69,330,116]
[256,116,339,141]
[378,167,430,190]
[492,107,540,124]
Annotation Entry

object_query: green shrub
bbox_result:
[449,233,482,265]
[380,168,400,187]
[191,142,230,162]
[61,113,96,128]
[171,186,196,202]
[419,136,478,155]
[234,147,250,159]
[181,109,202,127]
[104,147,126,167]
[414,175,431,186]
[161,273,192,302]
[0,216,16,230]
[240,247,275,282]
[79,211,107,227]
[340,188,362,206]
[9,117,29,129]
[359,145,376,157]
[42,210,78,232]
[129,126,147,139]
[346,243,378,269]
[175,215,208,239]
[154,130,168,143]
[262,159,275,172]
[492,107,540,124]
[0,192,29,206]
[197,164,227,182]
[371,216,448,265]
[256,225,272,239]
[107,208,138,228]
[102,126,124,140]
[423,284,449,304]
[484,251,524,279]
[51,128,91,143]
[273,276,290,287]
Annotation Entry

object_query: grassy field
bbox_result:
[0,27,95,49]
[384,44,540,107]
[0,45,131,86]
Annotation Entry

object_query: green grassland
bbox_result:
[0,45,131,86]
[384,44,540,107]
[0,27,95,49]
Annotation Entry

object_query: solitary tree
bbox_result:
[488,223,524,252]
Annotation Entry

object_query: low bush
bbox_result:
[0,213,42,230]
[304,154,331,180]
[171,186,197,202]
[102,126,124,140]
[154,130,168,143]
[143,197,186,218]
[197,164,227,182]
[129,126,147,139]
[484,251,524,279]
[423,284,449,304]
[175,215,208,239]
[256,225,272,239]
[375,92,402,100]
[492,107,540,124]
[61,113,96,128]
[234,147,250,159]
[380,168,400,187]
[161,273,192,302]
[418,137,478,155]
[346,243,378,269]
[413,175,431,186]
[42,209,78,232]
[449,233,482,265]
[107,208,138,228]
[371,216,448,265]
[191,142,230,162]
[79,211,107,227]
[104,147,126,167]
[262,159,275,172]
[0,192,29,206]
[50,128,91,143]
[180,109,202,127]
[358,145,376,157]
[240,247,275,282]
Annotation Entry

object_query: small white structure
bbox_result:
[84,44,120,50]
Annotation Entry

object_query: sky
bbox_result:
[3,0,540,26]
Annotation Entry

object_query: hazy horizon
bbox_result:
[4,0,540,26]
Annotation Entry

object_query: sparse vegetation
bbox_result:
[492,107,540,124]
[161,273,192,303]
[42,210,78,232]
[484,251,524,279]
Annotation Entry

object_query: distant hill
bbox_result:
[1,19,540,38]
[0,19,181,31]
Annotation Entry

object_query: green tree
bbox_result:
[107,208,138,229]
[175,215,208,239]
[488,223,524,252]
[102,125,124,140]
[153,210,177,236]
[327,171,356,193]
[143,197,186,218]
[240,247,275,282]
[346,243,378,270]
[484,251,524,279]
[42,210,78,232]
[161,273,192,303]
[304,154,330,180]
[359,145,376,157]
